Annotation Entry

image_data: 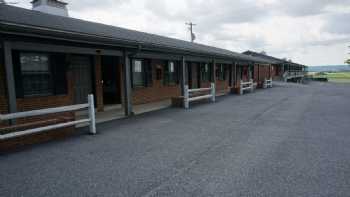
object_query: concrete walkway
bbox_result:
[1,82,350,197]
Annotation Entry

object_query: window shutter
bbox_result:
[223,65,227,80]
[163,61,169,85]
[215,64,219,79]
[51,54,68,95]
[175,61,180,84]
[145,60,153,87]
[197,63,201,87]
[209,63,214,82]
[130,59,134,89]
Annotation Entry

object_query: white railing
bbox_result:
[283,71,306,79]
[240,79,254,95]
[184,83,215,109]
[0,95,96,140]
[263,78,273,88]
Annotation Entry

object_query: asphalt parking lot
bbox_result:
[1,82,350,197]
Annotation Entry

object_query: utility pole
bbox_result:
[186,22,196,42]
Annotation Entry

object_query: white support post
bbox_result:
[270,78,273,88]
[184,85,189,109]
[211,83,216,102]
[240,80,243,95]
[88,94,96,135]
[263,78,267,89]
[250,79,254,93]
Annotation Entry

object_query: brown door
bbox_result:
[102,56,121,105]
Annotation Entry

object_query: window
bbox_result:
[13,52,68,98]
[132,59,152,88]
[164,61,178,85]
[20,53,53,96]
[200,63,210,82]
[216,64,226,81]
[132,60,144,87]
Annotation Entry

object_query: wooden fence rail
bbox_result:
[0,95,96,140]
[264,78,273,88]
[240,79,254,95]
[184,83,215,109]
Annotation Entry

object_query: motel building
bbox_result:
[0,1,306,149]
[243,51,307,83]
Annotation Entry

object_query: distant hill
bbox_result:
[308,65,350,72]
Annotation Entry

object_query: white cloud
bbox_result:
[12,0,350,66]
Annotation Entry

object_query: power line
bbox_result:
[186,22,196,42]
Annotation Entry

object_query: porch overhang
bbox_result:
[0,21,270,65]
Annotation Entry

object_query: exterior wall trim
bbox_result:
[10,41,123,56]
[3,41,17,115]
[123,51,133,116]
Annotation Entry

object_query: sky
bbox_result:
[11,0,350,66]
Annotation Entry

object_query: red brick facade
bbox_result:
[0,65,75,151]
[132,59,181,105]
[258,65,271,81]
[216,80,230,94]
[253,64,273,88]
[0,71,74,129]
[242,65,250,82]
[0,49,275,150]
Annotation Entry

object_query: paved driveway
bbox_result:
[1,82,350,197]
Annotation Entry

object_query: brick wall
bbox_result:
[253,65,271,88]
[0,71,74,127]
[254,65,259,83]
[233,65,250,94]
[14,71,74,124]
[0,67,75,151]
[201,81,211,88]
[242,65,250,81]
[132,59,181,105]
[216,80,229,94]
[258,65,271,82]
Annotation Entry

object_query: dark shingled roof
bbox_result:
[243,50,307,67]
[0,4,270,63]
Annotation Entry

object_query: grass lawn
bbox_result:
[315,72,350,83]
